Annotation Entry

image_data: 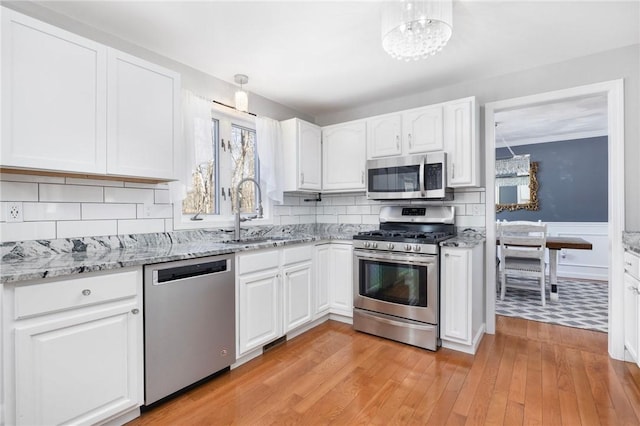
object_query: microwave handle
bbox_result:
[419,156,426,196]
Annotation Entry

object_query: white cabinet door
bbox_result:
[14,303,141,426]
[444,97,479,187]
[330,244,354,317]
[281,118,321,192]
[283,261,313,332]
[238,269,281,355]
[441,247,472,344]
[1,8,107,174]
[298,120,322,190]
[403,105,444,154]
[322,121,367,191]
[367,114,402,159]
[106,50,179,180]
[314,245,331,316]
[624,272,640,365]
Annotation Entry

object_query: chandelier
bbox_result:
[381,0,453,62]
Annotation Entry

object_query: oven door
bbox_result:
[353,249,438,324]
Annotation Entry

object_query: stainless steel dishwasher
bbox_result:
[143,254,235,405]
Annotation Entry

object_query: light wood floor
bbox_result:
[129,317,640,425]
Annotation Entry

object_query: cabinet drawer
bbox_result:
[14,269,139,319]
[624,250,640,280]
[237,250,280,275]
[282,245,313,266]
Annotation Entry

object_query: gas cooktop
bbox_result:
[353,230,454,245]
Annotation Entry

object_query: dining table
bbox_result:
[497,236,593,302]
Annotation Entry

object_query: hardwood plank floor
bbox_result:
[129,316,640,425]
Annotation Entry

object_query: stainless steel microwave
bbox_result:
[366,152,453,200]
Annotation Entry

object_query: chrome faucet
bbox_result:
[234,177,263,241]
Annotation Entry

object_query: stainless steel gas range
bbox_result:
[352,205,455,351]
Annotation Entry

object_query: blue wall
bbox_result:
[496,136,608,222]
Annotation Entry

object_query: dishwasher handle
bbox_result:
[154,259,230,285]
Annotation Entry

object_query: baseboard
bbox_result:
[99,407,140,426]
[329,313,353,325]
[231,347,263,369]
[441,325,485,355]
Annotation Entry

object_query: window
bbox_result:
[182,119,220,216]
[179,114,261,224]
[230,125,259,214]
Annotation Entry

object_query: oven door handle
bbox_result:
[419,155,426,196]
[354,250,435,267]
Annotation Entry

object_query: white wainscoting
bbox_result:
[546,222,608,281]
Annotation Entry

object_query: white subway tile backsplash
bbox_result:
[136,204,173,219]
[273,205,291,216]
[332,196,356,206]
[154,189,171,204]
[279,216,300,225]
[316,215,338,224]
[40,184,103,203]
[23,203,81,221]
[452,191,481,204]
[322,205,347,215]
[0,182,38,201]
[0,173,65,184]
[104,187,154,204]
[362,215,379,225]
[57,220,117,239]
[82,203,137,220]
[65,177,124,187]
[0,222,56,242]
[346,205,371,215]
[291,206,314,215]
[455,215,486,227]
[164,218,174,232]
[298,215,316,224]
[118,219,165,235]
[283,195,301,206]
[338,215,362,224]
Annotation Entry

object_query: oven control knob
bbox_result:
[413,245,421,252]
[388,243,394,250]
[405,244,412,251]
[364,241,370,248]
[372,242,378,249]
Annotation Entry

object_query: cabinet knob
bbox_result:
[361,171,365,184]
[396,135,400,150]
[300,173,304,184]
[445,253,450,257]
[626,261,632,266]
[131,308,140,315]
[82,289,91,296]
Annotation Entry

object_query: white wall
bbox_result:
[316,45,640,230]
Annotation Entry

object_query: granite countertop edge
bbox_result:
[623,231,640,254]
[440,235,486,248]
[1,235,352,284]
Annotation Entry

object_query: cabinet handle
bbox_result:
[82,289,91,296]
[452,163,455,179]
[445,253,450,257]
[301,173,304,184]
[408,133,412,148]
[131,308,140,315]
[396,135,400,150]
[625,261,632,266]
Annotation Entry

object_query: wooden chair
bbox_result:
[498,221,547,306]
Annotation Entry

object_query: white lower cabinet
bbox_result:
[4,267,143,426]
[315,242,354,318]
[440,244,485,354]
[236,245,314,356]
[624,249,640,366]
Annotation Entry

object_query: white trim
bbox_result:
[484,80,625,361]
[503,129,608,147]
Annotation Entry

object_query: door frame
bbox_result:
[484,79,625,360]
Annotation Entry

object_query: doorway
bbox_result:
[484,80,625,359]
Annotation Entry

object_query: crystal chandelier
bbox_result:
[381,0,453,62]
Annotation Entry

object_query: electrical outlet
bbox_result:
[5,202,23,223]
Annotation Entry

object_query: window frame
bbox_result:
[173,105,272,230]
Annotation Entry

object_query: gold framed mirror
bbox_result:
[496,162,539,212]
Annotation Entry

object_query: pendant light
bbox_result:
[234,74,249,112]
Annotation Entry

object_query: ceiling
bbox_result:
[32,0,639,122]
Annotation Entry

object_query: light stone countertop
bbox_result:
[1,224,372,284]
[623,231,640,254]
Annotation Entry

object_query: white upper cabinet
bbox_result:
[403,105,444,154]
[366,113,402,158]
[1,8,108,174]
[322,120,366,192]
[0,8,180,181]
[444,97,479,187]
[106,50,179,180]
[281,118,322,192]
